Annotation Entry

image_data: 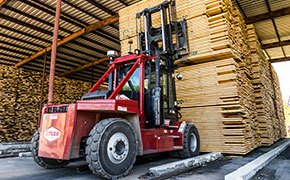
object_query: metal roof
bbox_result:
[233,0,290,63]
[0,0,289,82]
[0,0,139,82]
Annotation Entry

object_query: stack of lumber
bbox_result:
[0,66,18,143]
[247,25,276,146]
[14,69,42,142]
[0,65,90,143]
[176,0,252,65]
[119,0,286,155]
[175,58,258,154]
[247,25,287,145]
[52,76,90,104]
[271,66,287,139]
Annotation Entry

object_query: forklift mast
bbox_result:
[82,0,189,128]
[136,0,188,127]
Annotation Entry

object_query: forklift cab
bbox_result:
[82,51,177,129]
[82,0,189,127]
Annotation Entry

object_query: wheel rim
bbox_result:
[190,132,197,152]
[107,132,129,164]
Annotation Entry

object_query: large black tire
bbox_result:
[31,129,69,169]
[180,124,200,158]
[86,118,138,179]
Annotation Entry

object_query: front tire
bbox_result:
[31,129,69,169]
[180,124,200,158]
[86,118,138,179]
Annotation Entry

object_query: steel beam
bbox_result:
[60,56,110,77]
[15,15,118,67]
[246,7,290,24]
[0,0,7,6]
[116,0,129,6]
[48,0,61,104]
[62,0,119,30]
[1,5,112,59]
[262,40,290,49]
[2,4,113,54]
[26,1,119,44]
[86,0,115,15]
[264,0,287,58]
[270,57,290,63]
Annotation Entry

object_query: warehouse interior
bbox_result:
[0,0,290,164]
[0,0,289,143]
[0,0,290,179]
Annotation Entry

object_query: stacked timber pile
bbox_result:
[119,0,286,155]
[120,0,258,155]
[247,25,276,146]
[247,25,287,145]
[0,66,18,143]
[14,69,42,142]
[52,76,91,104]
[0,65,90,143]
[175,58,258,154]
[271,66,287,139]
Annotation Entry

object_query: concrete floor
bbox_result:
[0,139,289,180]
[169,139,290,180]
[252,145,290,180]
[0,154,177,180]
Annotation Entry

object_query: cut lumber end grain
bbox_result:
[0,65,90,143]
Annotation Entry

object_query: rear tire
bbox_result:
[86,118,138,179]
[180,124,200,158]
[31,129,69,169]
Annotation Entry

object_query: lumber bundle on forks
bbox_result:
[119,0,212,55]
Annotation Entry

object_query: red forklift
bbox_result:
[31,1,200,179]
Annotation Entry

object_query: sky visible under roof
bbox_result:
[272,61,290,103]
